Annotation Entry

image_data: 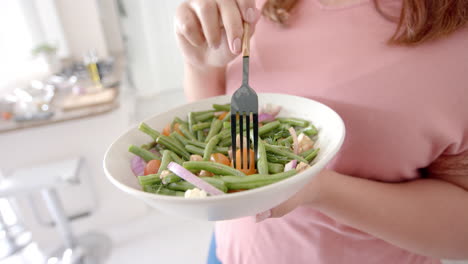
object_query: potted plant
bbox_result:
[32,43,61,73]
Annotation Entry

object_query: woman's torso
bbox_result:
[217,0,468,263]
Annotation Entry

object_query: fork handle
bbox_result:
[242,22,250,57]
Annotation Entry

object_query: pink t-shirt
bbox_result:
[216,0,468,263]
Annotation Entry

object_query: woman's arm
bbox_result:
[184,63,226,102]
[266,151,468,260]
[314,169,468,260]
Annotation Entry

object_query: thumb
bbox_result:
[255,191,304,223]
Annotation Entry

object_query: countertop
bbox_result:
[0,56,124,134]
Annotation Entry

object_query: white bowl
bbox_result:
[103,93,345,221]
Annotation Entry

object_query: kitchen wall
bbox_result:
[117,0,185,96]
[54,0,109,58]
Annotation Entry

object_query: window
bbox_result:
[0,0,67,96]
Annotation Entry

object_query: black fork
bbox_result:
[230,22,259,170]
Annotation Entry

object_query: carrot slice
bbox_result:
[231,149,257,175]
[218,112,228,120]
[162,123,171,136]
[144,160,161,175]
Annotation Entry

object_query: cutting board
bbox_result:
[61,88,117,111]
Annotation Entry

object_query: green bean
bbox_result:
[219,128,232,139]
[129,145,160,162]
[219,137,232,147]
[223,120,251,130]
[169,151,184,165]
[264,143,308,163]
[186,145,205,156]
[158,150,173,173]
[171,131,189,146]
[219,170,297,190]
[213,103,230,112]
[192,122,211,131]
[197,130,205,142]
[156,135,190,160]
[205,119,223,143]
[219,123,244,138]
[264,143,291,152]
[222,111,231,121]
[280,123,292,130]
[259,121,281,136]
[167,177,227,193]
[183,161,246,177]
[305,148,320,162]
[302,125,318,137]
[203,177,228,193]
[268,163,284,174]
[138,122,160,140]
[174,117,188,126]
[187,141,208,149]
[141,141,156,150]
[179,124,197,141]
[192,110,216,116]
[196,112,215,122]
[162,173,182,184]
[188,141,228,155]
[143,184,185,196]
[219,126,245,142]
[203,134,221,161]
[213,146,229,154]
[277,118,309,127]
[257,140,269,174]
[278,136,293,146]
[300,148,317,158]
[188,112,197,136]
[266,153,291,164]
[138,174,162,186]
[169,133,185,149]
[170,119,177,133]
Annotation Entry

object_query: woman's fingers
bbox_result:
[175,27,204,66]
[216,0,244,54]
[189,0,222,48]
[175,2,205,47]
[175,0,261,67]
[236,0,259,23]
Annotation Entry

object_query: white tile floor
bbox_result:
[104,211,214,264]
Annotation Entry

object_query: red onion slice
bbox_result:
[288,127,299,155]
[284,160,297,172]
[258,113,275,122]
[150,149,160,156]
[131,156,146,176]
[167,162,224,196]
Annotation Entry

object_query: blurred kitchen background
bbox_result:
[0,1,465,264]
[0,1,214,264]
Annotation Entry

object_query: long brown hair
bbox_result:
[262,0,468,45]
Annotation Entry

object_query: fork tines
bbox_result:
[230,107,258,170]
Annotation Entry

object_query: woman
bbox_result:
[174,0,468,263]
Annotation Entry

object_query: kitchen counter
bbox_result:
[0,56,124,134]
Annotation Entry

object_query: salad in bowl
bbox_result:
[103,93,345,220]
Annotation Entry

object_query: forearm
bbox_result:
[313,171,468,259]
[184,63,226,102]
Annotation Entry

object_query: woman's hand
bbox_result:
[256,170,328,222]
[175,0,260,70]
